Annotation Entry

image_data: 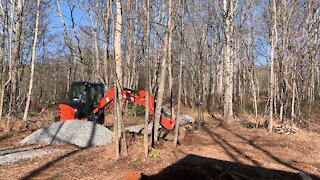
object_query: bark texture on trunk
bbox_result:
[154,0,171,143]
[174,0,184,147]
[223,0,237,122]
[268,0,277,132]
[144,0,150,157]
[114,0,127,158]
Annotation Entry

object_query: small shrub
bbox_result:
[127,102,145,117]
[150,148,160,158]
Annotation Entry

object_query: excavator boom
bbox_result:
[92,88,175,131]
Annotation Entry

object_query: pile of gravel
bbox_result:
[162,107,195,125]
[126,114,195,134]
[20,121,113,148]
[0,147,56,165]
[179,114,195,125]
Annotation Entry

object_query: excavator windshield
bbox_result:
[70,82,104,104]
[89,85,104,105]
[70,83,87,102]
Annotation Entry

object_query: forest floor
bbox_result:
[0,107,319,179]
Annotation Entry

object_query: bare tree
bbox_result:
[114,0,127,158]
[144,0,150,157]
[23,0,41,121]
[222,0,238,122]
[174,0,185,146]
[0,1,7,120]
[154,0,172,143]
[56,0,75,99]
[167,0,174,119]
[268,0,277,131]
[102,0,112,86]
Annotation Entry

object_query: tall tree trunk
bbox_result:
[248,25,258,119]
[0,2,6,120]
[93,26,100,82]
[114,0,127,158]
[167,0,174,120]
[154,0,171,143]
[7,0,15,118]
[103,1,111,86]
[9,0,24,116]
[291,60,297,125]
[223,0,236,122]
[174,0,184,146]
[183,72,188,106]
[81,0,102,82]
[216,53,223,98]
[23,0,41,121]
[56,0,75,100]
[129,1,139,90]
[144,0,150,157]
[124,0,131,88]
[268,0,277,132]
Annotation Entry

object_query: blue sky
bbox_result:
[47,0,270,66]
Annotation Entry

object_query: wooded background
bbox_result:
[0,0,319,131]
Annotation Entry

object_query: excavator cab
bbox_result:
[56,81,105,123]
[70,81,104,106]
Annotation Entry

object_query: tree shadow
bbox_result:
[141,154,316,180]
[206,116,317,177]
[0,145,50,157]
[20,121,98,179]
[202,125,262,167]
[20,147,87,180]
[214,117,304,172]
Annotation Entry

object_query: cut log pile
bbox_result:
[273,124,297,135]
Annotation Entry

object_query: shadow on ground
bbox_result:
[136,116,319,180]
[207,116,314,174]
[141,154,316,180]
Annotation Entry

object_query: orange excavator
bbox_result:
[56,81,176,131]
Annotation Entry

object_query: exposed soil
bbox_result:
[0,108,319,179]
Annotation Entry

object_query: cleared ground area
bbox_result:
[0,111,319,179]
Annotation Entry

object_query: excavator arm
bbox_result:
[92,88,175,131]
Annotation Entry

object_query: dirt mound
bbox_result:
[20,121,113,148]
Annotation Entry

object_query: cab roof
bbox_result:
[72,81,105,86]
